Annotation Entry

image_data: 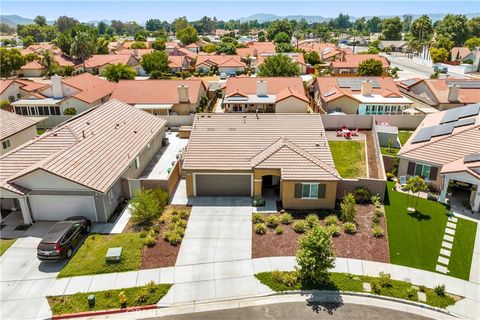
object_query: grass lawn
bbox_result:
[37,128,46,135]
[58,233,144,278]
[380,131,413,156]
[384,182,477,280]
[0,239,16,256]
[328,141,366,178]
[255,271,456,308]
[48,283,172,315]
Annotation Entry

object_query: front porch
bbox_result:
[439,173,480,219]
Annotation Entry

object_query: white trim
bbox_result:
[192,172,253,197]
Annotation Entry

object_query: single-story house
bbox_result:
[195,55,246,74]
[256,53,307,74]
[236,41,276,59]
[18,54,76,77]
[312,77,413,114]
[185,42,201,53]
[0,109,38,155]
[221,77,310,113]
[168,55,189,73]
[379,41,409,52]
[182,113,341,209]
[330,53,389,75]
[297,41,343,61]
[0,79,47,103]
[397,103,480,211]
[82,54,141,75]
[0,99,167,223]
[110,79,207,116]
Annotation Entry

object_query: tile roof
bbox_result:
[110,79,205,104]
[183,114,340,181]
[0,100,166,194]
[330,54,389,68]
[20,60,44,70]
[195,55,246,68]
[84,54,137,68]
[297,41,341,59]
[0,110,37,141]
[441,154,480,179]
[176,48,198,59]
[61,73,117,104]
[257,53,306,66]
[0,79,47,95]
[399,79,480,105]
[451,47,472,60]
[116,48,154,58]
[168,55,185,68]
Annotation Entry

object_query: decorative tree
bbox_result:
[103,63,137,82]
[258,54,300,77]
[357,58,384,76]
[340,192,357,222]
[406,176,428,212]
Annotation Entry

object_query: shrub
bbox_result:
[136,289,149,303]
[378,272,392,288]
[254,223,266,235]
[279,213,293,225]
[275,226,284,235]
[175,219,188,229]
[371,194,381,206]
[145,281,157,294]
[139,230,148,238]
[253,195,265,207]
[272,270,298,287]
[340,193,357,223]
[434,284,446,296]
[143,235,156,247]
[129,189,164,226]
[163,230,182,245]
[266,215,279,228]
[372,225,384,237]
[343,222,357,234]
[305,214,319,228]
[419,285,426,293]
[174,210,190,220]
[407,287,417,298]
[371,281,381,294]
[170,214,181,224]
[386,172,395,181]
[152,224,161,234]
[63,107,77,115]
[374,209,383,218]
[324,215,339,226]
[252,213,265,224]
[355,187,371,204]
[372,215,381,224]
[327,224,341,237]
[293,221,308,233]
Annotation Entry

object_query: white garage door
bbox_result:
[220,67,237,74]
[30,195,97,222]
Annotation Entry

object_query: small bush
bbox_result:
[275,226,284,235]
[175,210,190,220]
[170,214,181,224]
[305,214,319,228]
[163,230,182,245]
[407,287,417,298]
[145,281,157,294]
[434,284,446,296]
[386,172,395,181]
[293,221,308,233]
[378,272,392,288]
[279,213,293,225]
[340,193,357,223]
[266,215,279,228]
[151,224,161,234]
[324,215,339,226]
[355,187,371,204]
[175,219,188,229]
[143,235,156,247]
[136,289,149,303]
[252,212,265,224]
[327,224,341,237]
[272,270,298,287]
[371,194,381,206]
[372,215,381,224]
[139,231,148,238]
[374,209,383,218]
[372,225,384,238]
[371,281,381,294]
[254,223,266,235]
[419,285,426,293]
[343,222,357,234]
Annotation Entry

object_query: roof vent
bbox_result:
[86,121,90,125]
[316,143,320,147]
[115,123,120,129]
[134,130,137,134]
[82,130,86,139]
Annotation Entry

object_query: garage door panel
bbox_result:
[30,195,97,222]
[196,174,251,196]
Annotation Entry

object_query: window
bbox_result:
[294,183,326,199]
[414,163,431,179]
[2,139,11,150]
[302,183,319,198]
[49,106,60,115]
[16,94,21,99]
[134,156,140,169]
[8,96,15,102]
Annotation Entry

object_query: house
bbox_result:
[20,43,58,56]
[110,79,207,116]
[450,47,480,72]
[182,113,340,209]
[0,110,37,155]
[168,55,189,73]
[297,41,342,61]
[195,55,246,74]
[185,42,201,53]
[0,79,47,103]
[165,41,181,55]
[451,47,472,61]
[312,77,413,114]
[397,78,480,111]
[379,41,409,52]
[236,41,276,59]
[0,100,166,223]
[82,54,141,75]
[116,48,154,59]
[397,104,480,212]
[330,53,389,75]
[221,77,310,113]
[121,41,151,49]
[11,73,116,118]
[256,53,307,74]
[18,54,76,77]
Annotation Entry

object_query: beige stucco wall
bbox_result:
[40,83,81,99]
[20,69,45,77]
[0,82,22,102]
[282,180,337,209]
[13,168,91,191]
[398,157,442,190]
[323,96,360,114]
[59,98,99,115]
[276,97,309,113]
[0,125,37,155]
[253,169,281,196]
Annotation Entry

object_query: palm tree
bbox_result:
[70,31,96,71]
[40,51,59,77]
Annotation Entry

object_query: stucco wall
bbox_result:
[253,169,281,197]
[323,96,360,114]
[20,69,44,77]
[0,82,22,102]
[281,180,337,209]
[1,125,37,155]
[336,178,387,201]
[276,97,309,113]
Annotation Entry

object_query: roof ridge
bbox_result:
[250,137,285,167]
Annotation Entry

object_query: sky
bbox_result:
[1,1,479,22]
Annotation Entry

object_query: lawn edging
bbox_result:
[51,304,157,319]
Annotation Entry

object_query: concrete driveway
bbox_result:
[176,197,252,266]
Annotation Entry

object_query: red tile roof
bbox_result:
[257,53,306,66]
[196,55,245,68]
[84,54,137,68]
[330,54,389,68]
[0,79,47,95]
[61,73,117,104]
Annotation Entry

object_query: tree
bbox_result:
[354,17,366,33]
[367,16,382,33]
[330,13,353,30]
[381,17,403,40]
[357,58,384,76]
[0,23,16,35]
[304,51,321,65]
[430,47,449,64]
[267,19,293,41]
[141,50,169,78]
[145,18,163,32]
[151,38,166,51]
[129,189,161,226]
[55,16,79,33]
[173,17,189,33]
[258,54,300,77]
[465,37,480,50]
[435,14,471,47]
[403,15,413,32]
[295,226,335,285]
[405,176,428,212]
[215,42,237,55]
[24,52,39,62]
[34,15,47,27]
[410,15,433,44]
[22,36,35,47]
[40,50,60,77]
[123,21,143,35]
[433,34,455,51]
[203,43,217,53]
[275,43,295,53]
[0,48,26,77]
[97,21,107,35]
[70,31,96,70]
[103,63,137,82]
[314,23,331,42]
[340,193,356,222]
[111,20,124,34]
[273,31,291,44]
[176,25,198,45]
[131,41,147,49]
[468,17,480,37]
[134,30,149,41]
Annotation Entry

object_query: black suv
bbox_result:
[37,216,91,261]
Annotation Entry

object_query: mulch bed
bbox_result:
[252,204,389,263]
[362,130,380,179]
[128,205,191,270]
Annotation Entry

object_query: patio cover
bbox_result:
[134,104,173,110]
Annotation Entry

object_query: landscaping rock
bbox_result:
[417,291,427,302]
[363,282,371,292]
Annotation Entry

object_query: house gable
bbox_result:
[12,169,93,192]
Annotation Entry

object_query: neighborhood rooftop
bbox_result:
[0,109,38,141]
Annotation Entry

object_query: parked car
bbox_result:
[37,216,91,261]
[219,72,227,80]
[228,72,237,77]
[433,64,448,73]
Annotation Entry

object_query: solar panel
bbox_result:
[411,126,435,144]
[323,90,336,98]
[459,104,480,118]
[440,108,461,124]
[446,80,480,89]
[454,117,476,128]
[464,153,480,163]
[337,78,380,90]
[431,123,455,137]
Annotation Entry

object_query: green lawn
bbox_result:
[37,128,46,135]
[0,239,16,256]
[384,182,477,280]
[328,141,367,178]
[58,233,144,278]
[48,283,172,315]
[380,131,413,156]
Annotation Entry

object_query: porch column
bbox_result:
[18,197,32,224]
[438,176,450,203]
[472,185,480,212]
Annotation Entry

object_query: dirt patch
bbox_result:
[252,205,389,263]
[362,130,380,179]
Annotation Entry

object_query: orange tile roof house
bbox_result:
[297,41,343,61]
[221,77,310,113]
[312,77,412,114]
[81,54,141,75]
[330,53,389,75]
[256,53,307,74]
[397,78,480,110]
[183,113,340,209]
[0,110,38,155]
[0,100,167,223]
[236,41,276,58]
[397,104,480,211]
[11,73,116,121]
[18,54,76,77]
[110,79,207,116]
[0,79,47,103]
[195,55,246,74]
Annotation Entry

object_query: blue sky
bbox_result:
[1,1,479,22]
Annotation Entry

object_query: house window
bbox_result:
[294,183,326,199]
[49,106,60,115]
[134,156,140,169]
[8,96,15,102]
[16,94,21,99]
[414,163,431,179]
[302,183,319,198]
[2,139,11,150]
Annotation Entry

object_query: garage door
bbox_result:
[195,174,251,196]
[30,195,97,222]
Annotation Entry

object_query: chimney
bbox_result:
[448,84,460,102]
[253,48,258,57]
[51,74,63,99]
[132,48,138,57]
[340,49,345,61]
[256,80,267,96]
[178,85,189,103]
[361,80,373,96]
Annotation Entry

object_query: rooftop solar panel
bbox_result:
[337,78,380,90]
[464,153,480,163]
[323,90,336,97]
[431,123,455,137]
[446,80,480,89]
[459,104,480,118]
[454,117,476,128]
[411,126,435,144]
[440,108,461,124]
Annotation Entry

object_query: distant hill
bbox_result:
[0,14,54,27]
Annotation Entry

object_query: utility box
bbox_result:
[105,247,123,262]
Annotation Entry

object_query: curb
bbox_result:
[51,304,157,319]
